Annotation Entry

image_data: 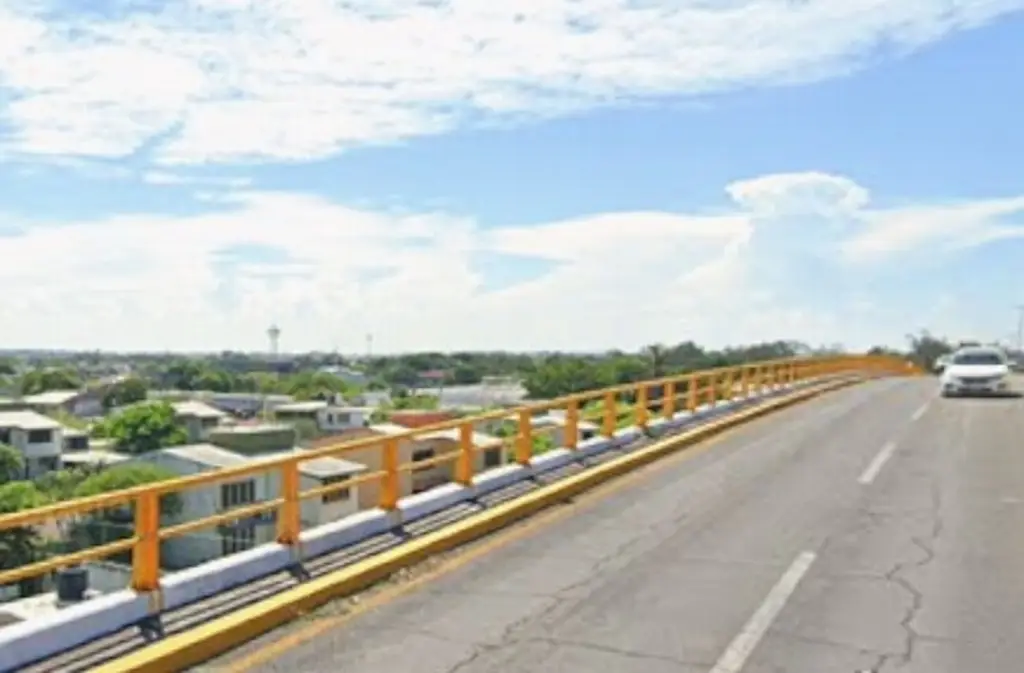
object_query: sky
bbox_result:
[0,0,1023,355]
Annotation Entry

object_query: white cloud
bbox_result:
[0,171,1020,353]
[0,0,1020,164]
[141,171,253,188]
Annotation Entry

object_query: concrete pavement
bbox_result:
[198,378,1024,673]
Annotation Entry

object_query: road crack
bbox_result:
[881,480,944,670]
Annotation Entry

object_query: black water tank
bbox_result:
[55,566,88,602]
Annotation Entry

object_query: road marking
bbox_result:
[709,551,817,673]
[858,440,898,485]
[910,402,930,422]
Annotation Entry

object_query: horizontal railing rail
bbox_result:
[0,354,917,593]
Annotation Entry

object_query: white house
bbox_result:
[273,401,371,433]
[137,444,365,569]
[171,400,230,442]
[0,411,64,478]
[22,390,104,418]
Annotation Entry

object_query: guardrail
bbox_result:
[0,354,916,596]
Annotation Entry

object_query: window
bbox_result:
[0,430,10,444]
[334,413,351,424]
[411,448,434,471]
[952,350,1006,366]
[221,526,255,555]
[65,436,88,451]
[326,413,334,424]
[320,475,351,504]
[483,448,502,468]
[221,480,256,510]
[27,430,52,444]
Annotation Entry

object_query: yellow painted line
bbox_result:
[91,378,862,673]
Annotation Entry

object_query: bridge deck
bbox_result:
[21,388,718,672]
[194,377,1024,673]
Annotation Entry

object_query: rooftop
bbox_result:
[61,451,131,467]
[22,390,82,406]
[211,422,293,435]
[274,401,328,413]
[0,410,63,431]
[154,444,365,479]
[172,400,228,420]
[263,449,366,479]
[157,443,249,469]
[388,411,460,429]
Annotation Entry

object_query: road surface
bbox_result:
[200,377,1024,673]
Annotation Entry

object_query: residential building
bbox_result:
[148,390,296,417]
[0,411,64,478]
[62,429,90,452]
[207,423,298,456]
[22,390,104,418]
[172,401,229,442]
[136,444,365,569]
[309,423,505,509]
[272,402,371,433]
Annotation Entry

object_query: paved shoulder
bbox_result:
[203,379,935,673]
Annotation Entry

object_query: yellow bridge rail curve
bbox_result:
[0,354,916,597]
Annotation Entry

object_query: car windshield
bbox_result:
[952,351,1005,366]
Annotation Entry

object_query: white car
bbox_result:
[939,347,1013,397]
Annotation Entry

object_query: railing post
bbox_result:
[687,374,698,412]
[132,491,161,593]
[707,372,718,407]
[635,384,649,428]
[379,438,400,510]
[741,366,750,397]
[455,422,474,485]
[663,381,676,419]
[602,391,617,437]
[277,461,301,545]
[723,369,734,401]
[565,400,579,450]
[516,410,533,465]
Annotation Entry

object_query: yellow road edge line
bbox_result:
[91,377,863,673]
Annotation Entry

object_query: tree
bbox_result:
[906,330,953,372]
[69,464,183,555]
[0,481,49,596]
[18,367,82,395]
[101,376,149,410]
[95,402,188,454]
[0,444,24,484]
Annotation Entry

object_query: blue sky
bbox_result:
[0,1,1022,353]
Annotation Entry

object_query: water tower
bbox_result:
[267,324,281,357]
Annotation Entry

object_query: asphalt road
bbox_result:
[201,377,1024,673]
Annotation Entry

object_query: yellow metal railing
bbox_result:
[0,354,916,593]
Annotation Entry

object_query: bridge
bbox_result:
[1,355,1022,672]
